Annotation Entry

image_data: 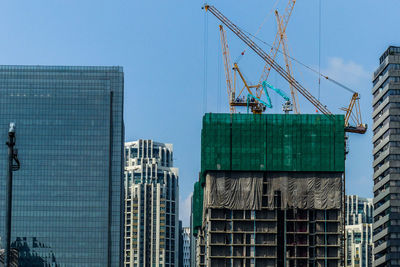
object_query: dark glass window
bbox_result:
[0,66,124,266]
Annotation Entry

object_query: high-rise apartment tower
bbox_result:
[372,46,400,266]
[0,65,124,266]
[345,195,374,267]
[124,140,179,267]
[346,195,373,225]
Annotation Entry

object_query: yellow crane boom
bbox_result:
[220,25,266,114]
[233,63,266,114]
[341,93,367,134]
[258,0,296,87]
[204,4,333,117]
[207,4,367,134]
[219,25,235,113]
[275,9,300,114]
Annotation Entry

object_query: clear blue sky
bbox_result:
[1,0,399,226]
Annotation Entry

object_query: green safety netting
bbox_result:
[191,181,204,236]
[192,113,345,233]
[201,113,344,174]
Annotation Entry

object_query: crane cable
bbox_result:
[217,32,222,113]
[236,0,281,63]
[318,0,321,101]
[238,26,357,95]
[203,7,209,113]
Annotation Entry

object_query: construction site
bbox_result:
[191,2,367,267]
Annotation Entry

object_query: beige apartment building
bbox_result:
[124,140,179,267]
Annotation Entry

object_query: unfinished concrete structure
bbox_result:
[192,113,344,267]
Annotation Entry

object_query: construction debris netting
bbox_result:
[201,113,345,178]
[267,172,342,209]
[204,171,342,211]
[192,181,204,236]
[193,113,345,234]
[204,171,263,210]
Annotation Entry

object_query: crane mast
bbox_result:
[220,25,267,114]
[258,0,296,85]
[204,4,333,117]
[208,4,367,134]
[219,25,235,113]
[275,10,300,114]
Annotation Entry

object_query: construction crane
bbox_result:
[203,4,367,134]
[259,0,295,82]
[231,62,293,114]
[242,81,292,114]
[220,0,297,112]
[232,63,267,114]
[220,25,275,114]
[219,25,235,113]
[204,4,331,116]
[257,0,299,113]
[341,93,367,134]
[220,1,298,115]
[275,9,300,114]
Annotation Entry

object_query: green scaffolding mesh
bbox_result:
[192,181,204,236]
[192,113,345,233]
[201,113,345,174]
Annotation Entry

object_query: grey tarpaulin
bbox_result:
[267,172,342,209]
[204,171,263,210]
[204,171,342,211]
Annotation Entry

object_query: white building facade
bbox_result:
[182,227,191,267]
[345,195,374,267]
[346,195,373,225]
[124,140,179,267]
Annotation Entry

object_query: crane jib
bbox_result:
[204,5,334,119]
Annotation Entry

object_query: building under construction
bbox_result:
[191,113,345,267]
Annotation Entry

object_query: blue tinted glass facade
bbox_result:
[0,65,124,267]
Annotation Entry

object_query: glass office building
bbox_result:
[0,65,124,267]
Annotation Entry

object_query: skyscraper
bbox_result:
[372,46,400,266]
[345,195,373,267]
[124,140,179,267]
[0,65,124,267]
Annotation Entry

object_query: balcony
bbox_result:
[373,227,389,243]
[373,161,390,180]
[374,200,390,217]
[373,241,388,255]
[373,148,390,168]
[374,253,390,267]
[373,214,389,230]
[373,97,389,118]
[374,186,391,204]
